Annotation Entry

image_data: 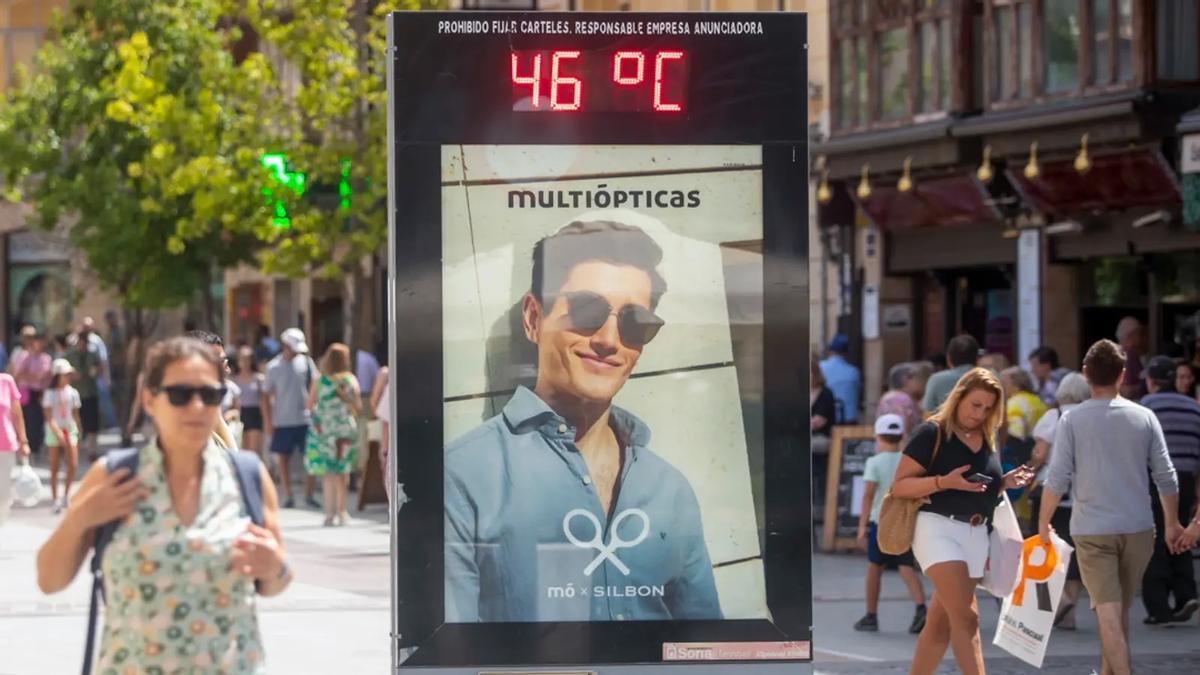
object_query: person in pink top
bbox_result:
[876,362,930,441]
[11,331,52,457]
[0,371,31,526]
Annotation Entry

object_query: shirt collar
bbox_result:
[502,386,652,450]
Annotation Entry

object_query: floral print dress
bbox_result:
[304,374,358,476]
[96,440,265,674]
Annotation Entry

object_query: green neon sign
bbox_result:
[260,153,352,228]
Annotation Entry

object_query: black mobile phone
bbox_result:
[966,473,994,485]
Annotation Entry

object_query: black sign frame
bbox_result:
[387,10,810,669]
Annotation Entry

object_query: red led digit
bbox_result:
[612,51,645,86]
[550,50,582,111]
[511,52,542,108]
[653,51,684,112]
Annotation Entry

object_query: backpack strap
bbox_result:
[226,448,265,527]
[84,447,140,675]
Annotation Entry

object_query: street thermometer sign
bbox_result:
[386,11,811,674]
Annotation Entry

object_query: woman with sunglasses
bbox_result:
[304,343,361,526]
[37,337,289,672]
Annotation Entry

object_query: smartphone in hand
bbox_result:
[966,472,994,485]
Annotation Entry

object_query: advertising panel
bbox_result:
[442,145,767,623]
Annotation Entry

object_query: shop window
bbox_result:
[1158,0,1200,81]
[831,0,956,133]
[986,0,1138,108]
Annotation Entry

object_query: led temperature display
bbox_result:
[510,49,688,113]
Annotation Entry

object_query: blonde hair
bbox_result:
[928,367,1005,453]
[320,342,353,377]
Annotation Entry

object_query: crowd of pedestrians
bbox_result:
[0,319,393,672]
[819,315,1200,674]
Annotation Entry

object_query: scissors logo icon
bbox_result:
[562,508,650,576]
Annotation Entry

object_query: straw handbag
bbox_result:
[877,425,941,555]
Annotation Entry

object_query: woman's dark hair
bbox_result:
[531,220,668,310]
[1028,346,1060,369]
[144,338,222,389]
[51,372,69,389]
[233,345,258,374]
[1083,339,1126,387]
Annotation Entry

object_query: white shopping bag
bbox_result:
[980,493,1024,598]
[992,533,1074,668]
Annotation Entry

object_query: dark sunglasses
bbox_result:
[561,291,664,348]
[153,385,227,407]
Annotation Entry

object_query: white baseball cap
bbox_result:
[280,328,309,354]
[51,358,75,376]
[874,413,905,437]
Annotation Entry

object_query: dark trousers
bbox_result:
[21,391,44,455]
[1143,472,1198,618]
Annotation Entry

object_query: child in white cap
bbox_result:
[43,358,82,514]
[855,413,928,633]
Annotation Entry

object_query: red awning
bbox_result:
[854,175,1001,231]
[1007,149,1180,218]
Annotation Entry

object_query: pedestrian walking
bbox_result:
[0,370,30,527]
[854,413,927,634]
[352,347,381,490]
[1139,355,1200,625]
[35,337,292,673]
[1001,366,1047,514]
[1028,371,1090,630]
[876,362,927,443]
[891,367,1035,675]
[810,353,836,456]
[305,343,361,526]
[811,353,836,513]
[263,328,319,509]
[1174,359,1197,398]
[1116,316,1148,400]
[370,366,392,503]
[12,330,51,457]
[921,334,980,412]
[1028,346,1070,406]
[66,332,102,460]
[6,324,34,375]
[819,333,861,423]
[976,352,1009,373]
[80,317,117,430]
[43,358,82,515]
[234,346,266,458]
[1038,339,1184,675]
[254,324,280,364]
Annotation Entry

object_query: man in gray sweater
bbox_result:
[1039,339,1183,675]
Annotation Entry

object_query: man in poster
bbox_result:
[445,219,722,623]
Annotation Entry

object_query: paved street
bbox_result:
[3,440,1200,673]
[0,437,392,674]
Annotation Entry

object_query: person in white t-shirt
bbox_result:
[855,413,927,634]
[43,358,82,514]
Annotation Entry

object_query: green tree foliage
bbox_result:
[0,1,273,311]
[237,0,432,281]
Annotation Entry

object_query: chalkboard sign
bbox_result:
[821,426,876,552]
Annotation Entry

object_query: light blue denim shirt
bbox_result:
[444,386,722,623]
[820,354,861,423]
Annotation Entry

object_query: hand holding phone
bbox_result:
[966,472,994,485]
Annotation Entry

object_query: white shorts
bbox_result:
[911,511,990,578]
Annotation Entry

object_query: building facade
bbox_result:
[815,0,1200,419]
[0,0,193,345]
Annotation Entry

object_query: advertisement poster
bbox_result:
[441,144,767,623]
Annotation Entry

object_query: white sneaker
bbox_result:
[52,502,62,515]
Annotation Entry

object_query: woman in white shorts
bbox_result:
[891,367,1035,675]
